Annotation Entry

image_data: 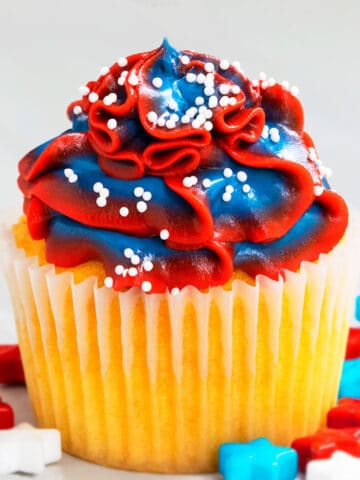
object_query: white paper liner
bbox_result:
[1,211,359,473]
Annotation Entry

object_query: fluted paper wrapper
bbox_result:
[1,213,359,473]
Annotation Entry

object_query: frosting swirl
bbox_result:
[18,39,348,293]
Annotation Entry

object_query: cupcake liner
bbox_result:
[1,212,359,473]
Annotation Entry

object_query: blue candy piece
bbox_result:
[339,358,360,400]
[356,295,360,322]
[219,438,298,480]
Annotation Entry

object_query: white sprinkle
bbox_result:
[186,72,196,83]
[64,168,73,178]
[168,99,178,111]
[89,92,99,103]
[68,174,78,183]
[232,60,241,70]
[190,175,198,185]
[99,66,109,76]
[204,62,215,73]
[181,115,190,124]
[117,77,126,86]
[73,105,82,115]
[131,255,140,265]
[115,265,124,275]
[204,121,213,131]
[124,248,134,258]
[103,93,117,106]
[229,97,237,106]
[261,126,269,139]
[152,77,163,88]
[237,171,248,182]
[183,176,193,188]
[107,118,117,130]
[269,127,279,136]
[128,267,138,277]
[142,281,152,293]
[142,191,152,201]
[222,192,232,202]
[96,197,107,207]
[281,80,290,90]
[259,72,267,81]
[128,74,139,86]
[186,107,197,118]
[147,111,158,123]
[290,86,299,96]
[79,85,90,96]
[219,96,230,107]
[121,70,129,78]
[268,77,276,86]
[261,80,268,89]
[170,114,179,123]
[118,57,128,67]
[194,113,206,126]
[248,191,255,199]
[104,277,113,288]
[205,109,213,119]
[223,167,233,178]
[242,184,251,193]
[202,178,211,188]
[226,185,234,193]
[219,84,230,95]
[180,55,190,65]
[204,86,215,96]
[137,201,148,213]
[314,185,324,196]
[220,59,230,70]
[231,85,241,94]
[100,187,109,198]
[252,80,259,87]
[134,186,144,197]
[93,182,103,193]
[119,206,129,217]
[208,96,218,108]
[171,287,180,296]
[157,117,166,127]
[166,119,176,129]
[143,260,154,272]
[199,105,207,114]
[205,73,215,84]
[270,131,280,143]
[160,229,170,240]
[195,96,205,106]
[196,73,206,84]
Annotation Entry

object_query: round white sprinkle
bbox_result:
[152,77,163,88]
[99,66,109,76]
[208,96,218,109]
[204,121,213,131]
[64,168,73,177]
[232,60,241,70]
[147,111,158,123]
[252,80,259,87]
[202,178,211,188]
[128,267,138,277]
[115,265,124,275]
[96,197,107,207]
[131,255,140,265]
[137,201,147,213]
[290,85,300,96]
[190,175,198,185]
[204,62,215,73]
[168,99,178,111]
[119,206,129,217]
[117,77,126,86]
[314,185,324,196]
[100,187,109,198]
[196,73,206,84]
[171,287,180,296]
[220,59,230,70]
[226,185,234,193]
[181,115,190,124]
[242,184,251,193]
[121,70,129,78]
[134,186,144,197]
[166,119,176,129]
[261,80,269,89]
[103,93,117,106]
[204,86,215,96]
[186,107,197,118]
[142,191,152,201]
[219,84,230,95]
[281,80,290,90]
[268,77,276,86]
[186,72,196,83]
[261,126,269,139]
[89,92,99,103]
[68,174,78,183]
[93,182,103,193]
[195,113,206,126]
[157,117,166,127]
[142,281,152,293]
[231,85,241,94]
[219,96,229,107]
[270,132,280,143]
[269,127,279,135]
[205,109,213,119]
[124,248,134,258]
[237,171,248,182]
[107,118,117,130]
[229,97,237,106]
[205,73,215,84]
[180,55,190,65]
[199,105,208,114]
[222,192,232,202]
[223,167,233,178]
[160,229,170,240]
[183,177,193,188]
[104,277,113,288]
[118,57,128,67]
[128,74,139,86]
[79,85,90,96]
[195,96,205,106]
[143,260,154,272]
[73,105,82,115]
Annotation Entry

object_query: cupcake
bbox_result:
[1,39,358,473]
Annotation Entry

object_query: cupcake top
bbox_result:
[18,39,348,293]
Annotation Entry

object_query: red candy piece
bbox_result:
[345,328,360,360]
[0,346,25,384]
[0,397,14,429]
[327,398,360,429]
[291,428,360,473]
